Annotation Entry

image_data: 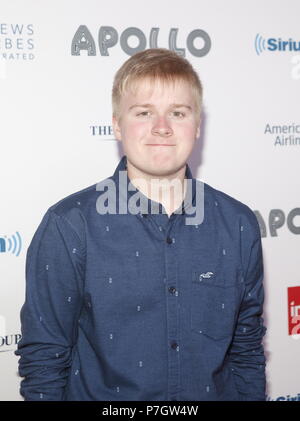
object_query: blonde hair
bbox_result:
[112,48,203,119]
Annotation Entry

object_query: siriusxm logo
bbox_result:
[267,393,300,401]
[0,231,22,256]
[255,34,300,55]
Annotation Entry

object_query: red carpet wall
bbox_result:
[0,0,299,401]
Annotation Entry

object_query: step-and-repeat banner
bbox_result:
[0,0,299,401]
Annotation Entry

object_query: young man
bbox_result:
[16,48,267,401]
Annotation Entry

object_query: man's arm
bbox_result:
[15,209,85,401]
[228,213,267,401]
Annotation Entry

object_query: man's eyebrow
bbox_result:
[170,103,192,110]
[128,103,153,110]
[128,103,192,110]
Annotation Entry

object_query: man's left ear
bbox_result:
[196,125,201,139]
[112,115,122,141]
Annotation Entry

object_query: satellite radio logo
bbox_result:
[255,33,300,55]
[0,231,22,256]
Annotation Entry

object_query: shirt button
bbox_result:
[171,341,178,350]
[166,237,173,244]
[168,286,177,294]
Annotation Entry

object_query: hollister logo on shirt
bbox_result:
[288,286,300,336]
[199,272,214,280]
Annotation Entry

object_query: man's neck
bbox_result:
[126,160,187,217]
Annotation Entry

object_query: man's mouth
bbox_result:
[146,144,175,146]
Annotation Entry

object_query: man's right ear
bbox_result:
[112,115,122,141]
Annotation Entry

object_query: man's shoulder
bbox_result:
[47,175,114,221]
[204,182,260,235]
[48,183,96,215]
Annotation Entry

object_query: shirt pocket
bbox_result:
[190,269,242,341]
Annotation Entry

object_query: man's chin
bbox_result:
[126,157,186,179]
[143,164,185,179]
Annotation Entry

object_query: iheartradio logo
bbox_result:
[288,286,300,338]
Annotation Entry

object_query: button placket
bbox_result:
[164,223,180,401]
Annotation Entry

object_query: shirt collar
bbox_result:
[110,155,197,218]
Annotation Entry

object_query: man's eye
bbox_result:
[137,111,150,116]
[172,111,185,117]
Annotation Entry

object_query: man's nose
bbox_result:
[151,116,173,137]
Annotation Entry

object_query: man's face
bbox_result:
[113,78,200,178]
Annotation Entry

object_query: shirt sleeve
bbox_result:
[227,213,267,401]
[15,209,85,401]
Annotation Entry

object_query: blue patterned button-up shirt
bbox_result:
[16,155,267,401]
